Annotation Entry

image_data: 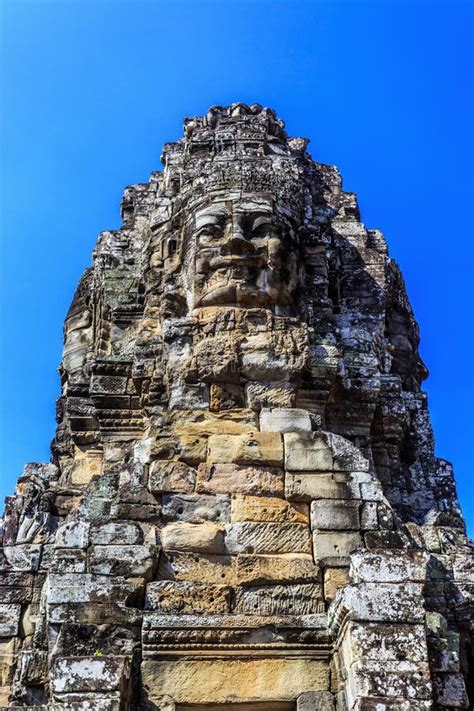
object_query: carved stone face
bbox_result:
[187,195,300,313]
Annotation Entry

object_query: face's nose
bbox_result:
[221,216,256,256]
[225,235,256,256]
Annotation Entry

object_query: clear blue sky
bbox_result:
[1,0,473,534]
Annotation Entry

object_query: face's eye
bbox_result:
[198,224,221,236]
[197,224,224,243]
[252,222,275,239]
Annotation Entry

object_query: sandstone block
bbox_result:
[47,601,141,627]
[434,672,469,707]
[207,432,283,466]
[145,580,231,614]
[133,437,153,465]
[210,382,244,411]
[364,530,408,549]
[0,571,34,604]
[159,552,237,585]
[142,658,329,705]
[360,501,379,530]
[453,553,474,583]
[234,582,323,615]
[347,621,429,664]
[109,500,160,523]
[89,545,156,578]
[225,522,312,554]
[245,380,296,409]
[240,341,299,380]
[310,500,361,531]
[148,460,196,494]
[176,434,208,465]
[69,449,103,485]
[284,432,333,471]
[196,463,284,496]
[236,554,320,586]
[0,604,21,637]
[149,197,171,227]
[348,660,432,702]
[231,494,308,523]
[161,522,225,554]
[168,383,210,410]
[2,544,42,571]
[360,482,384,501]
[170,409,257,435]
[327,432,369,471]
[50,695,123,710]
[350,550,427,583]
[297,691,335,710]
[149,436,180,462]
[39,543,54,570]
[90,375,128,394]
[336,583,425,623]
[50,548,87,574]
[285,472,359,501]
[377,502,395,529]
[150,435,182,462]
[324,567,350,601]
[145,696,175,711]
[51,655,131,694]
[0,638,18,690]
[260,407,313,433]
[54,520,90,549]
[23,461,59,482]
[313,531,363,560]
[90,521,144,545]
[162,493,230,523]
[420,526,442,553]
[141,611,328,631]
[193,336,240,383]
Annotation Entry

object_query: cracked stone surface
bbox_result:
[1,102,472,710]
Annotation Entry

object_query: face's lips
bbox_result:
[208,254,265,270]
[196,281,272,307]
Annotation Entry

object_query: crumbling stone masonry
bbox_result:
[1,103,473,710]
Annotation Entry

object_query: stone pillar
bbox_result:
[329,550,433,710]
[297,690,335,710]
[426,610,470,709]
[49,655,132,709]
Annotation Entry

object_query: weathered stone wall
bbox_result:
[1,103,472,709]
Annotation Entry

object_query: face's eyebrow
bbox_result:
[195,210,228,230]
[251,214,273,230]
[234,211,273,232]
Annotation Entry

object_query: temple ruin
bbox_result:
[1,103,472,709]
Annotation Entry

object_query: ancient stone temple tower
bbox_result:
[1,103,472,710]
